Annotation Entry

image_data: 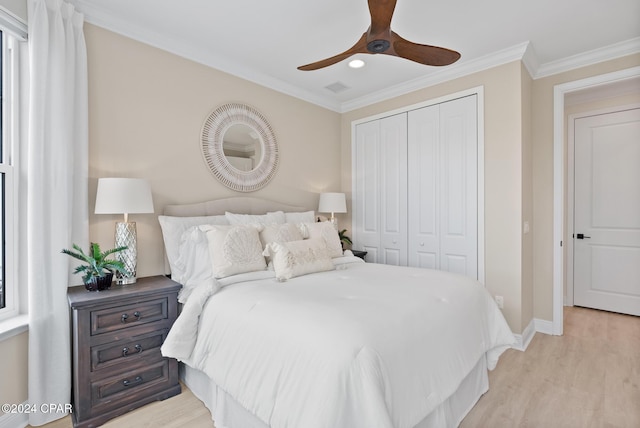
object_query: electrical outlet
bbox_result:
[495,295,504,309]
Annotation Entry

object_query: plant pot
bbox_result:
[84,272,113,291]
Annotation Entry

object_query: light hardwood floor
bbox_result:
[35,306,639,428]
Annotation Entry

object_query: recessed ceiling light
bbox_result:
[348,59,365,69]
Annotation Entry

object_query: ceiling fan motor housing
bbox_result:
[367,39,390,53]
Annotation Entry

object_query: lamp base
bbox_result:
[115,221,138,285]
[329,215,339,230]
[115,276,137,285]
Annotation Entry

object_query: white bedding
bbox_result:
[162,257,514,428]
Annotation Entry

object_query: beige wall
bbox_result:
[85,25,342,277]
[531,54,640,321]
[341,61,527,332]
[521,64,534,330]
[0,331,28,414]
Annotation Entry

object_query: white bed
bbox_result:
[158,197,515,428]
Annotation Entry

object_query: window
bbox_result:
[0,30,4,310]
[0,27,20,320]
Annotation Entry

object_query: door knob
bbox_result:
[576,233,591,239]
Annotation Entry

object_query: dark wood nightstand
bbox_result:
[68,276,182,428]
[352,250,368,261]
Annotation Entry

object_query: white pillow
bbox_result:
[260,223,305,264]
[263,239,334,281]
[284,210,315,224]
[174,226,214,303]
[158,215,229,275]
[259,223,304,248]
[202,225,267,278]
[301,222,343,258]
[225,211,285,225]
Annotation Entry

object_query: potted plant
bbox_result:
[338,229,352,250]
[61,243,129,291]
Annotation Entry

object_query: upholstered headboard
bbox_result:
[164,196,306,217]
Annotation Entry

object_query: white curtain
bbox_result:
[26,0,88,425]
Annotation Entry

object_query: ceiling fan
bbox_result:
[298,0,460,71]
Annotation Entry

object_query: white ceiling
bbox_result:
[70,0,640,112]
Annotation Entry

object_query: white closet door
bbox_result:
[380,113,408,266]
[439,96,477,278]
[407,95,477,278]
[408,104,440,269]
[354,119,382,262]
[354,114,407,265]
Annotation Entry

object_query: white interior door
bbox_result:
[354,119,382,262]
[354,114,407,265]
[408,104,440,269]
[573,107,640,316]
[379,113,408,266]
[407,95,478,278]
[439,96,478,278]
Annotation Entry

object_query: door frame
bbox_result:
[351,86,485,284]
[566,103,640,308]
[552,66,640,335]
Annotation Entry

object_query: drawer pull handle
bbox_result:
[122,376,143,387]
[122,344,143,357]
[121,312,142,323]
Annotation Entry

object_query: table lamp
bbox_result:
[95,178,154,284]
[318,192,347,229]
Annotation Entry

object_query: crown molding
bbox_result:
[73,0,640,113]
[340,42,531,112]
[534,37,640,79]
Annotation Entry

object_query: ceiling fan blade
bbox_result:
[298,33,368,71]
[391,31,460,66]
[368,0,397,36]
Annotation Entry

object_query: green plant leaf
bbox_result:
[62,242,131,281]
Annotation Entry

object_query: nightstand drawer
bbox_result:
[90,297,169,336]
[91,360,171,408]
[91,329,167,373]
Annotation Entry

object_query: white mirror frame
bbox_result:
[201,103,279,192]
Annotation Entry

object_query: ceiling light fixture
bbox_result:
[348,59,365,69]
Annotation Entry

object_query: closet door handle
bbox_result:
[576,234,591,239]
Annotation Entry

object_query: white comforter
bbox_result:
[162,258,514,428]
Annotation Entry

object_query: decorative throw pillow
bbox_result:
[225,211,285,225]
[301,222,343,258]
[259,223,304,248]
[263,239,334,281]
[158,214,229,276]
[202,225,267,278]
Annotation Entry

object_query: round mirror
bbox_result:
[201,103,279,192]
[222,124,263,172]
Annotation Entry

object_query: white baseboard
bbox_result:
[511,318,535,351]
[511,317,553,352]
[0,405,28,428]
[534,318,554,335]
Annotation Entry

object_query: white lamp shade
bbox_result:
[95,178,154,215]
[318,192,347,214]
